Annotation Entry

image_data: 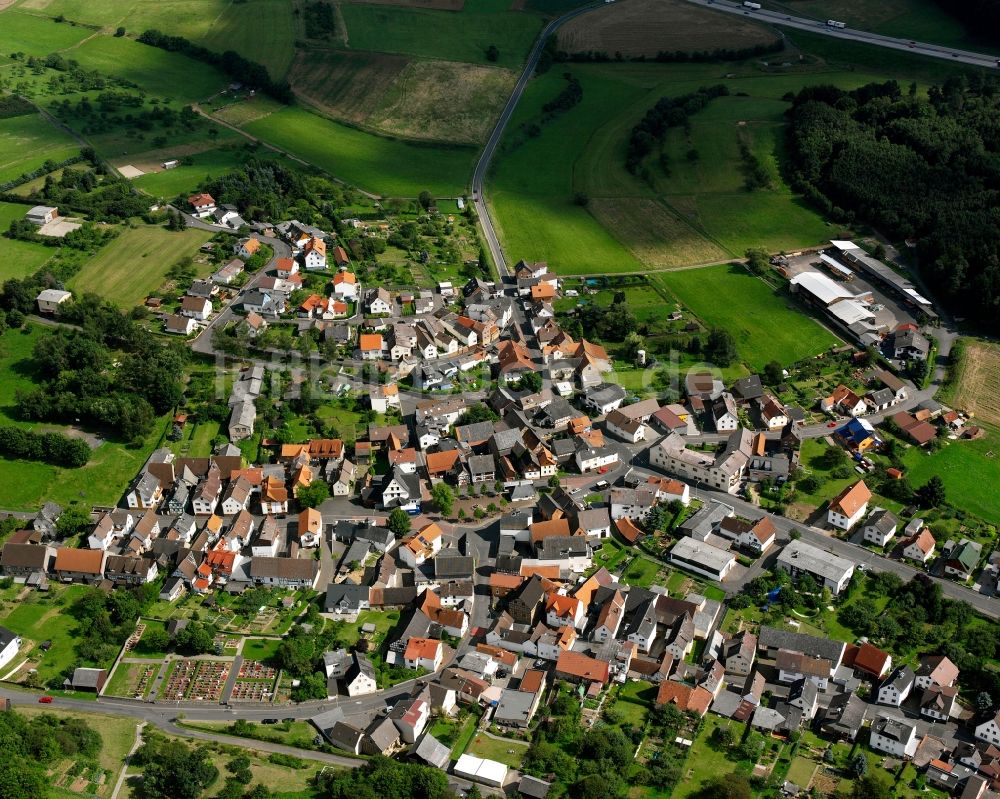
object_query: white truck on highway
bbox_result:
[826,19,847,28]
[743,1,761,8]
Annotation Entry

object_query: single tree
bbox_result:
[431,482,454,516]
[916,475,946,508]
[387,508,412,536]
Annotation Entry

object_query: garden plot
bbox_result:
[230,659,279,703]
[160,658,231,702]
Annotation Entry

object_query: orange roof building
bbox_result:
[359,333,383,352]
[655,681,712,716]
[555,650,610,685]
[828,480,872,528]
[54,548,105,576]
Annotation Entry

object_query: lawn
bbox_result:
[104,661,161,698]
[339,2,543,69]
[0,111,81,185]
[786,755,818,788]
[672,715,742,799]
[242,637,282,662]
[167,418,221,458]
[0,324,172,510]
[901,429,1000,524]
[592,539,628,572]
[0,583,93,686]
[242,104,474,197]
[335,609,401,648]
[465,733,530,767]
[621,556,660,589]
[429,710,480,758]
[68,225,214,308]
[653,265,840,370]
[0,202,54,279]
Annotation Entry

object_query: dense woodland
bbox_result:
[0,284,187,443]
[0,711,103,799]
[785,76,1000,330]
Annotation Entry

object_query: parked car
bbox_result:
[38,696,53,704]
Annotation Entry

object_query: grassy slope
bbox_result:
[489,67,648,272]
[0,112,80,184]
[653,265,839,369]
[68,225,214,307]
[202,0,296,79]
[902,429,1000,523]
[0,202,54,280]
[243,104,474,196]
[489,30,984,275]
[132,146,282,198]
[340,1,542,69]
[0,10,93,51]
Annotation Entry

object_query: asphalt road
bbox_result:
[686,0,1000,69]
[471,2,603,277]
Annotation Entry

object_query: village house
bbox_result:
[36,288,72,315]
[827,480,872,530]
[777,539,854,595]
[863,508,898,547]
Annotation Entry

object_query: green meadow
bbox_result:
[340,1,542,69]
[0,112,80,185]
[132,145,282,198]
[488,38,976,275]
[653,265,840,369]
[0,202,54,280]
[68,224,214,308]
[243,104,474,196]
[0,10,93,53]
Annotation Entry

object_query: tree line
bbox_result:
[137,30,293,103]
[0,425,90,467]
[626,84,730,174]
[784,76,1000,331]
[554,39,783,64]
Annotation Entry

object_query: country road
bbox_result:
[472,1,603,277]
[684,0,1000,70]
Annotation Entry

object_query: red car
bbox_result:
[38,696,53,704]
[827,422,837,428]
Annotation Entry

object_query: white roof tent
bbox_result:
[790,271,858,306]
[453,754,508,787]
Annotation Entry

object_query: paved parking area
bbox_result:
[38,218,82,237]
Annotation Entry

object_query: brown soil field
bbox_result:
[950,341,1000,426]
[347,0,464,9]
[289,49,410,123]
[368,60,516,145]
[588,197,728,269]
[557,0,780,57]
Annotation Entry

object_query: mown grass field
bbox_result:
[558,0,780,58]
[69,225,214,308]
[902,430,1000,524]
[0,10,93,53]
[67,35,228,103]
[0,325,170,511]
[340,1,543,69]
[0,201,55,280]
[0,112,80,185]
[653,265,840,369]
[242,104,474,196]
